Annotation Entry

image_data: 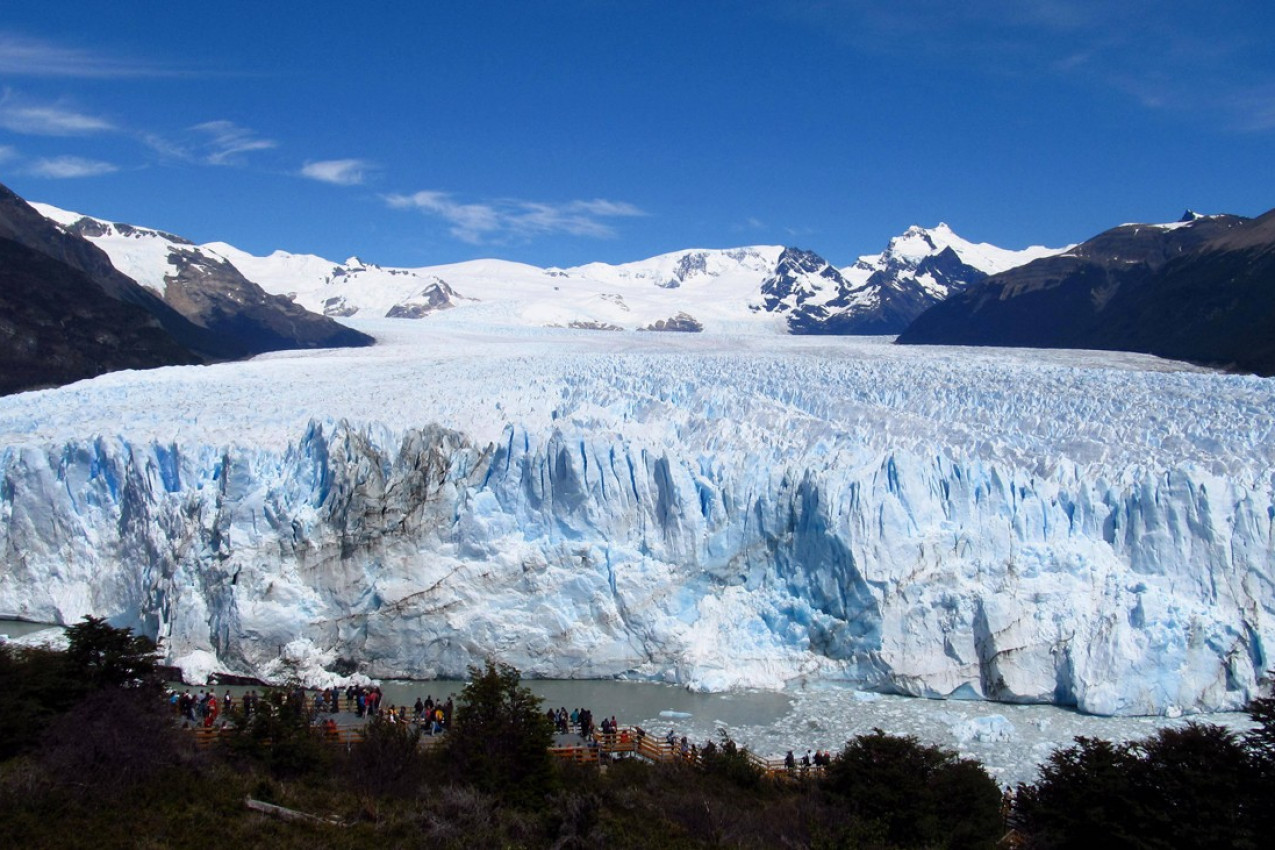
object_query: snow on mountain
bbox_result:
[29,203,373,354]
[210,242,793,333]
[0,315,1269,716]
[804,224,1068,334]
[36,200,1062,337]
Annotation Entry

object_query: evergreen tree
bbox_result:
[823,728,1003,850]
[445,659,556,806]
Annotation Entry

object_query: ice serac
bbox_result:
[0,331,1270,717]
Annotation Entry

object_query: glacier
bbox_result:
[0,317,1272,715]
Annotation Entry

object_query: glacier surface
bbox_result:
[0,317,1272,715]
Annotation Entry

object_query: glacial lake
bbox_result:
[4,619,1252,788]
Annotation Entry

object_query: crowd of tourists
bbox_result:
[168,688,825,775]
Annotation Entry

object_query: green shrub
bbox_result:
[823,729,1003,850]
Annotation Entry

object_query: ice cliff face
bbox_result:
[0,320,1271,715]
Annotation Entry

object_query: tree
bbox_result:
[1131,723,1256,850]
[823,729,1003,850]
[1013,726,1259,850]
[0,617,162,762]
[64,615,160,689]
[1012,736,1140,849]
[445,659,556,806]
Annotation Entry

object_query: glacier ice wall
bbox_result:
[0,327,1272,715]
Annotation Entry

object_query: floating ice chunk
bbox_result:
[6,627,69,651]
[951,714,1016,744]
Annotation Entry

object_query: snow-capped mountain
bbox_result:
[211,243,799,333]
[209,230,1063,336]
[809,224,1067,334]
[34,199,1062,338]
[899,209,1275,375]
[32,203,373,355]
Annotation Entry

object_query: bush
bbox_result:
[697,729,764,789]
[344,714,426,799]
[219,688,331,779]
[823,729,1003,850]
[1013,724,1259,850]
[38,684,188,797]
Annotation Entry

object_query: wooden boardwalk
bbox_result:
[184,702,823,780]
[550,728,825,780]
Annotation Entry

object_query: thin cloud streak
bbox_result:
[0,95,115,136]
[26,155,119,178]
[0,32,176,78]
[385,190,646,244]
[190,120,278,165]
[300,158,373,186]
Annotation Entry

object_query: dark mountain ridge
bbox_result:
[0,180,375,395]
[898,210,1275,376]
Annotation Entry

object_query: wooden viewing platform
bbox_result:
[182,699,823,779]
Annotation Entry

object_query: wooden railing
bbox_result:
[184,712,823,779]
[187,724,366,749]
[548,727,826,780]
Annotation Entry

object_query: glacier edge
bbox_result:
[2,413,1270,717]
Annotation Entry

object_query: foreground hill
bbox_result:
[898,210,1275,375]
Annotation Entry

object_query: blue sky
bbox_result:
[1,1,1272,268]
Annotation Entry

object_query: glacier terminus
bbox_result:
[0,317,1272,717]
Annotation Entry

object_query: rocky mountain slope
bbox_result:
[35,204,374,355]
[898,210,1275,375]
[775,224,1063,334]
[0,183,234,366]
[0,236,199,394]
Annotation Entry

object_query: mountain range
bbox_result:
[4,176,1273,395]
[898,210,1275,375]
[24,193,1059,342]
[0,180,372,394]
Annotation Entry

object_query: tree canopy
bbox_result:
[445,659,556,806]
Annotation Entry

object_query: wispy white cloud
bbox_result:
[0,92,115,136]
[300,158,373,186]
[0,32,174,78]
[0,144,16,163]
[26,155,119,178]
[190,120,277,165]
[384,190,646,244]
